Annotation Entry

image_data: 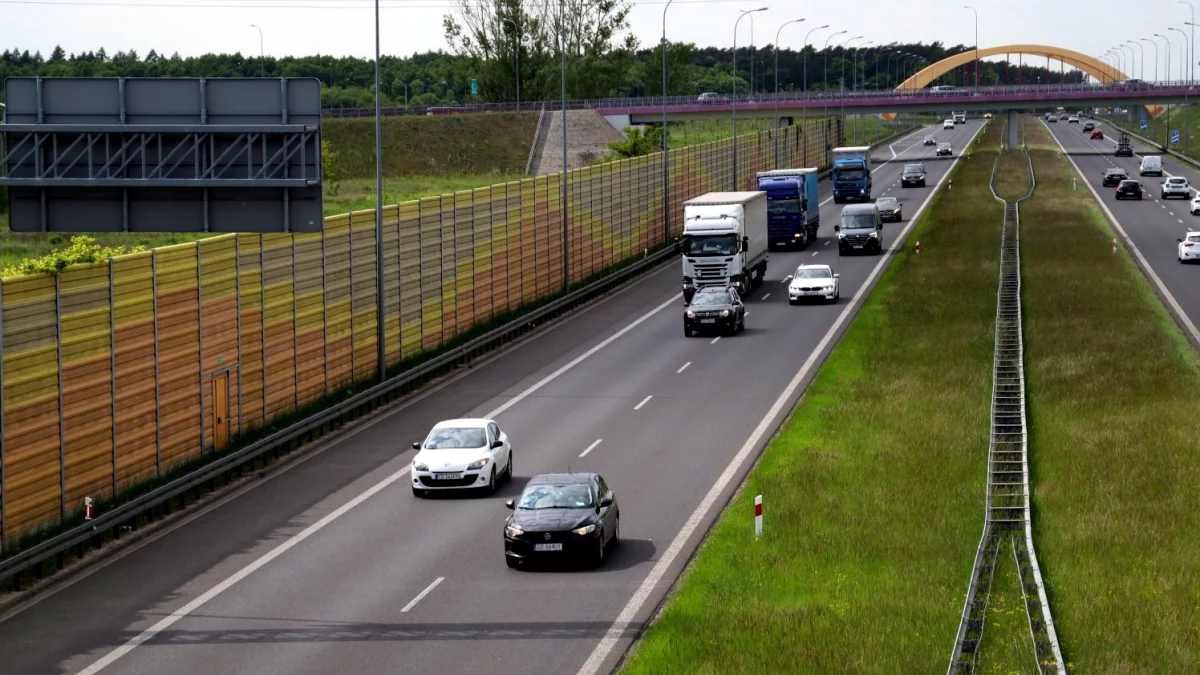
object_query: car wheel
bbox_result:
[504,452,514,482]
[488,467,498,495]
[595,535,607,567]
[609,514,621,550]
[738,315,746,332]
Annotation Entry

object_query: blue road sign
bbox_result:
[1141,120,1149,131]
[1172,129,1181,145]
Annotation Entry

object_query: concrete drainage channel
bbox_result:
[947,113,1064,675]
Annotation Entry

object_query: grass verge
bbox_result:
[1021,117,1200,671]
[618,121,1003,673]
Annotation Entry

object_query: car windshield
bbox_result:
[794,267,831,279]
[1189,235,1200,243]
[1120,181,1139,187]
[939,144,950,149]
[835,169,866,180]
[682,233,738,256]
[877,198,897,208]
[1168,178,1187,185]
[1107,169,1125,175]
[842,213,877,230]
[767,198,802,216]
[518,483,594,509]
[904,165,924,174]
[424,427,487,449]
[692,291,733,306]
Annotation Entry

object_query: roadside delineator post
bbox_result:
[754,495,763,538]
[644,248,648,259]
[1112,238,1118,255]
[948,179,953,190]
[84,497,94,521]
[915,240,921,255]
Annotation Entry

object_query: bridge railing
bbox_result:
[321,81,1200,118]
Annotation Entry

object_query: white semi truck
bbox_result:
[678,191,769,302]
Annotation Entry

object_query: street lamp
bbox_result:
[732,7,769,191]
[1141,38,1159,82]
[1182,1,1195,83]
[661,0,676,246]
[773,18,805,167]
[502,17,522,108]
[963,6,979,88]
[558,0,568,291]
[840,35,863,140]
[249,24,264,77]
[1127,40,1144,81]
[822,29,848,122]
[1170,26,1191,151]
[1154,34,1171,81]
[853,41,874,91]
[800,24,828,167]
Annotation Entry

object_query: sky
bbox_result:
[2,0,1198,80]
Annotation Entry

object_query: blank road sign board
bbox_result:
[0,76,324,233]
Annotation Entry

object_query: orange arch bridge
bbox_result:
[880,44,1162,120]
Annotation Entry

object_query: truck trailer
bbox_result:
[831,146,873,203]
[756,168,821,249]
[679,191,769,302]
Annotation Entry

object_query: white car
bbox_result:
[410,418,513,497]
[943,119,955,130]
[1161,176,1191,200]
[1068,116,1080,123]
[1179,231,1200,262]
[788,264,840,304]
[1190,195,1200,215]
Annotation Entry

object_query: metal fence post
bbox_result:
[260,234,268,422]
[55,274,66,518]
[347,214,355,379]
[0,278,6,547]
[108,260,118,497]
[151,249,162,475]
[321,225,329,397]
[197,243,206,453]
[291,234,300,407]
[235,235,244,434]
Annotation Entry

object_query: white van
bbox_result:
[1140,155,1164,176]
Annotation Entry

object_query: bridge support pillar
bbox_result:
[602,113,632,133]
[1008,110,1020,148]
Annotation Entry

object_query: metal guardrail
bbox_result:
[948,114,1063,674]
[0,117,925,587]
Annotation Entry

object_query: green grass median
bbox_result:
[618,121,1004,673]
[1021,117,1200,671]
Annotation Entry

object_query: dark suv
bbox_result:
[902,163,927,187]
[1102,167,1128,187]
[1115,179,1143,200]
[684,285,745,337]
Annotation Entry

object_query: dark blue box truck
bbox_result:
[831,146,873,203]
[756,168,821,249]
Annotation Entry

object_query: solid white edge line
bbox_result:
[633,395,653,411]
[72,290,685,675]
[400,576,445,613]
[74,466,413,675]
[580,439,603,458]
[574,119,986,675]
[1044,119,1200,346]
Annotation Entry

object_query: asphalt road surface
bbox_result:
[1043,118,1200,345]
[0,119,985,675]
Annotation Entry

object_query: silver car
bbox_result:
[875,196,902,222]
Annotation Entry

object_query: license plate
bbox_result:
[534,543,563,552]
[700,319,715,324]
[434,472,463,480]
[853,244,864,249]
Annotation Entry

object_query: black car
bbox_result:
[875,196,903,222]
[901,163,927,187]
[923,135,937,146]
[684,285,745,337]
[1115,179,1144,200]
[504,473,619,568]
[1102,168,1129,187]
[1115,133,1134,157]
[936,142,953,157]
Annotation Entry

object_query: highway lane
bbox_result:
[1043,118,1200,344]
[0,119,984,675]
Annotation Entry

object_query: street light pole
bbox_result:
[1171,26,1191,152]
[774,18,805,167]
[502,18,521,108]
[840,35,863,141]
[822,30,847,129]
[1127,40,1144,81]
[1182,1,1195,83]
[560,0,569,291]
[801,24,828,167]
[732,7,769,191]
[963,6,978,88]
[662,0,675,246]
[250,24,264,77]
[372,0,385,382]
[1141,38,1158,82]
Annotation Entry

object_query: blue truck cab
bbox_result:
[831,146,873,204]
[756,168,821,249]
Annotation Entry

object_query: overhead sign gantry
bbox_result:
[0,76,324,233]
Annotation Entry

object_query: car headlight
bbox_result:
[505,524,524,537]
[720,309,730,317]
[837,232,846,239]
[686,311,696,319]
[413,460,429,471]
[467,457,490,470]
[572,524,597,536]
[869,231,878,238]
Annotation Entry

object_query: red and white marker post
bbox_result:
[754,495,763,538]
[1112,238,1118,255]
[84,496,94,521]
[915,241,921,255]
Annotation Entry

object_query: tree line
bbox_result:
[1,0,1082,110]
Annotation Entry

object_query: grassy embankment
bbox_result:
[1019,115,1200,671]
[618,121,1003,673]
[1097,103,1200,157]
